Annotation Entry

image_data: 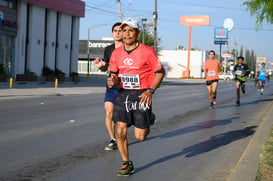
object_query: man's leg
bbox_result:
[134,127,150,142]
[211,82,218,104]
[241,83,246,94]
[261,81,264,94]
[236,83,240,101]
[235,82,241,105]
[116,121,135,176]
[104,102,115,140]
[207,85,213,103]
[116,121,129,161]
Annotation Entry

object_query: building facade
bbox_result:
[78,40,113,74]
[159,50,208,78]
[0,0,85,79]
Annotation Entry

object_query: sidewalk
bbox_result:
[0,77,205,100]
[0,76,107,99]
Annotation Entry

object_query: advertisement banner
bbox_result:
[257,57,266,63]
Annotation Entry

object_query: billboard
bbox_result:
[180,16,210,26]
[257,57,266,63]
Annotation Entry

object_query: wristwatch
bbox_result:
[148,88,155,94]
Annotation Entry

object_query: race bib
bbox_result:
[208,71,216,76]
[235,70,242,75]
[261,72,266,76]
[120,74,140,89]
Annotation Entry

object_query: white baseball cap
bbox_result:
[121,18,139,29]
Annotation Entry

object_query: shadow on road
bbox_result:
[136,126,257,173]
[129,117,238,146]
[215,98,273,109]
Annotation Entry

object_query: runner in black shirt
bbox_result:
[234,56,249,105]
[94,22,123,151]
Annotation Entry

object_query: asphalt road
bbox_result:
[0,79,273,181]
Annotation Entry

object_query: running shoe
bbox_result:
[236,100,240,105]
[257,88,260,93]
[209,102,215,109]
[104,139,117,151]
[118,161,135,176]
[261,89,264,95]
[213,98,216,105]
[150,112,156,125]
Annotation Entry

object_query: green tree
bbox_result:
[244,48,257,71]
[244,0,273,27]
[138,27,160,55]
[240,45,244,56]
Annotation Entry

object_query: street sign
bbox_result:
[214,40,227,45]
[222,53,232,58]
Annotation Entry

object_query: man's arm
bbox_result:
[201,62,206,72]
[139,68,165,105]
[149,68,166,90]
[245,64,250,77]
[218,60,224,74]
[107,72,118,88]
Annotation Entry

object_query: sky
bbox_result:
[80,0,273,62]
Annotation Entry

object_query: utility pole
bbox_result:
[234,39,238,65]
[141,18,147,44]
[117,0,123,22]
[153,0,158,52]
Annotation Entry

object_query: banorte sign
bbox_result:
[180,15,210,26]
[180,15,210,78]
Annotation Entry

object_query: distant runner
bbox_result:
[202,50,224,109]
[234,56,249,105]
[256,62,267,95]
[108,18,165,176]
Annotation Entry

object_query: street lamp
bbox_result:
[87,24,109,79]
[141,18,147,44]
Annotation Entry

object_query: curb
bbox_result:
[228,100,273,181]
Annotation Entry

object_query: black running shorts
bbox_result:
[235,79,246,85]
[112,89,152,129]
[206,79,218,86]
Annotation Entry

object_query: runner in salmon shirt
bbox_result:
[107,18,165,176]
[202,50,224,109]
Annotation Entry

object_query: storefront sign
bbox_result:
[214,28,228,39]
[88,42,112,48]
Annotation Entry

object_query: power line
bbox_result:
[162,0,245,11]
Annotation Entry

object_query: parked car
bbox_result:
[219,72,234,80]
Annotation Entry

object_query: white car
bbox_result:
[219,72,234,80]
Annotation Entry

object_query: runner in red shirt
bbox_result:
[202,50,223,109]
[108,18,165,176]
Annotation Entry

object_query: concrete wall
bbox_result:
[44,9,57,70]
[15,1,27,75]
[159,50,207,78]
[70,16,80,73]
[14,2,83,77]
[27,4,45,75]
[56,13,72,75]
